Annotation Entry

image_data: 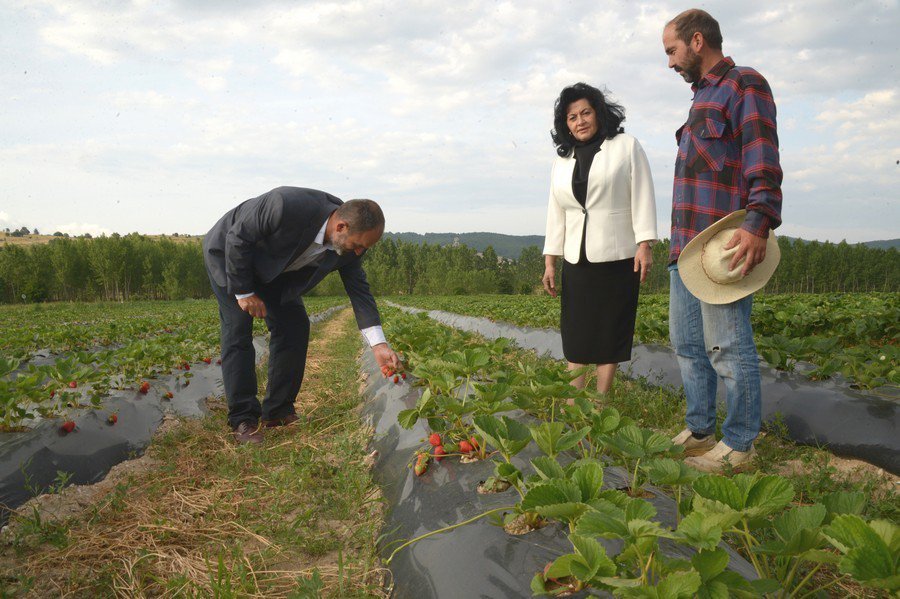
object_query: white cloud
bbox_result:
[0,0,896,242]
[53,222,113,237]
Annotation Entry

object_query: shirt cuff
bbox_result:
[741,210,771,237]
[361,325,386,347]
[235,292,256,300]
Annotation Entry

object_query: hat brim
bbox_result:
[677,210,781,304]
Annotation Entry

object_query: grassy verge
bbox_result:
[0,308,387,598]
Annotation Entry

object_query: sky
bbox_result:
[1,0,898,243]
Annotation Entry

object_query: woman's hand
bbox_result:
[542,255,559,297]
[634,242,653,284]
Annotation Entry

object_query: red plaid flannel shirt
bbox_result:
[669,57,783,264]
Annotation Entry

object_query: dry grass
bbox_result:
[0,308,389,598]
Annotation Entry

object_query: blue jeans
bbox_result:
[668,265,761,451]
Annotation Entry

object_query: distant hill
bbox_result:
[863,239,900,250]
[383,232,544,259]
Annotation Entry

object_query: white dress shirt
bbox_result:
[235,220,386,347]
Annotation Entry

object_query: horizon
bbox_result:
[2,0,897,244]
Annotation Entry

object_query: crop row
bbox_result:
[389,293,900,389]
[0,298,346,429]
[381,307,899,596]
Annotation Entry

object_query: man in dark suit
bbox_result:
[204,186,401,444]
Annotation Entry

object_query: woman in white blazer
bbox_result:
[542,83,658,393]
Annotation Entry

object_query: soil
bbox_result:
[503,512,548,535]
[774,454,899,494]
[476,479,511,494]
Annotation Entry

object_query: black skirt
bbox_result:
[560,256,640,364]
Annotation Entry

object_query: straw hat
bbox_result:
[677,210,780,304]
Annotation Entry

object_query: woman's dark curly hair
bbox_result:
[551,82,626,157]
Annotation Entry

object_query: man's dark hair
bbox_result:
[668,9,723,51]
[336,199,384,232]
[550,82,626,157]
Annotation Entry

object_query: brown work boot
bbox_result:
[684,441,757,473]
[672,428,716,457]
[261,414,300,428]
[232,421,264,445]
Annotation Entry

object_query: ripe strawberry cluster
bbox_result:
[380,364,407,384]
[413,432,480,476]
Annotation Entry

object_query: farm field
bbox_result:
[375,306,899,596]
[0,297,346,429]
[1,307,385,597]
[389,293,900,390]
[0,300,897,596]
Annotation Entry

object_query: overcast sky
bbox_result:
[1,0,898,243]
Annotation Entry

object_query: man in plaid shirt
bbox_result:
[662,9,783,473]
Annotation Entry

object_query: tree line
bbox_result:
[0,233,896,303]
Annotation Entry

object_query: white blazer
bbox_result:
[543,133,658,263]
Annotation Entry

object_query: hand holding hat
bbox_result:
[677,210,780,304]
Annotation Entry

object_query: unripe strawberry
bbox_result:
[107,414,118,424]
[68,381,77,388]
[413,453,430,476]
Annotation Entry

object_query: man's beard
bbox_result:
[332,230,348,256]
[676,48,703,83]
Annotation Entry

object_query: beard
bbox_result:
[675,48,703,83]
[331,230,348,256]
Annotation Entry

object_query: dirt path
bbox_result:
[0,307,387,598]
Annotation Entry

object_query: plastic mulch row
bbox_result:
[359,350,757,598]
[396,306,899,475]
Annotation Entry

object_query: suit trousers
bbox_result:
[207,270,310,429]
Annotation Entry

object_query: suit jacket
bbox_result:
[203,186,380,329]
[543,133,658,263]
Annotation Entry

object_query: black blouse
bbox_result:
[571,134,604,206]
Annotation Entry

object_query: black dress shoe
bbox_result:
[261,414,300,428]
[232,421,264,444]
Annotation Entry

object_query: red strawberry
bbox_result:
[182,362,190,371]
[393,374,400,384]
[49,390,55,398]
[60,420,76,433]
[413,453,430,476]
[216,358,222,365]
[164,391,174,399]
[107,414,118,424]
[202,357,211,364]
[459,440,474,454]
[470,437,480,450]
[68,381,77,388]
[428,433,442,446]
[434,446,447,461]
[139,381,150,394]
[401,372,407,380]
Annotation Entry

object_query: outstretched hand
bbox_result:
[373,343,402,375]
[723,229,768,276]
